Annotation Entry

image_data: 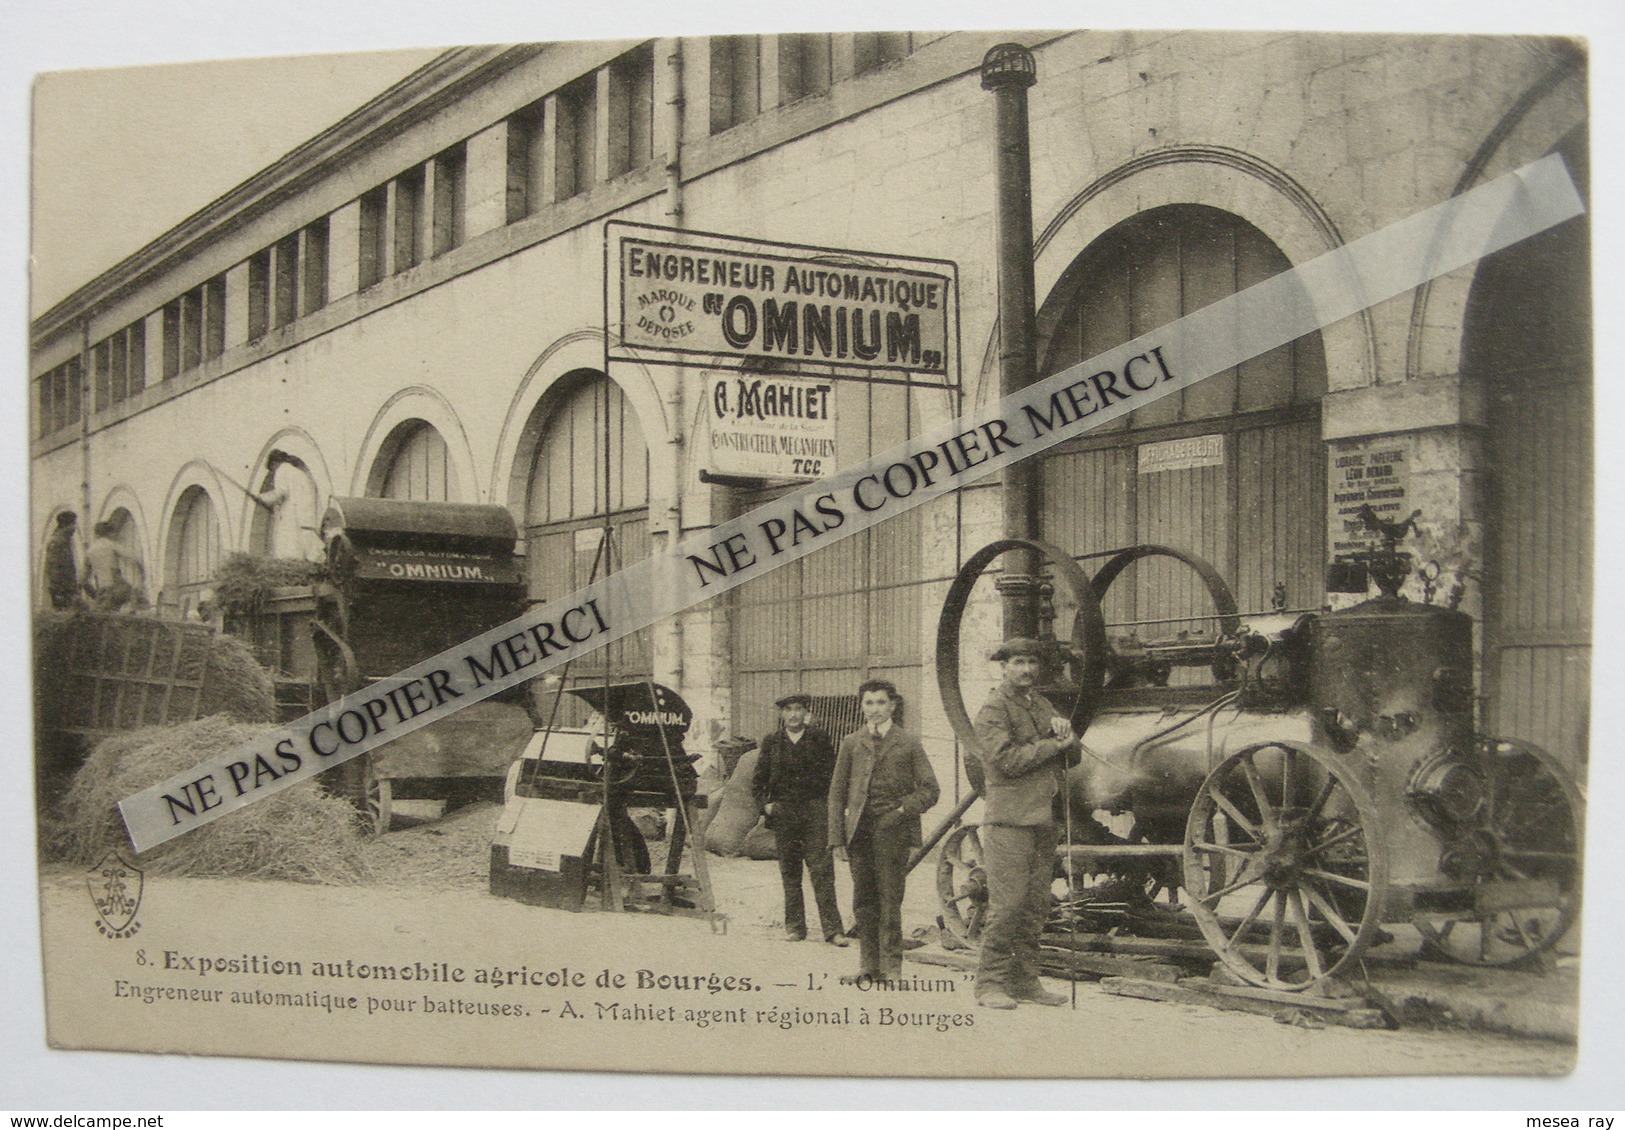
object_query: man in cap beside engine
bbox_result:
[753,692,848,947]
[971,637,1081,1009]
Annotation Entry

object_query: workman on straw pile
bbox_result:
[828,679,938,983]
[753,692,848,947]
[44,511,81,610]
[84,520,137,612]
[971,637,1081,1010]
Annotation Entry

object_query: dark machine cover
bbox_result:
[568,682,693,738]
[321,496,524,586]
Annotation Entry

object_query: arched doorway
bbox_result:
[369,420,456,501]
[166,486,221,619]
[1464,128,1590,773]
[1036,204,1329,642]
[522,371,653,715]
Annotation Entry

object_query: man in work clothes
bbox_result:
[828,679,939,982]
[43,511,81,610]
[753,692,849,946]
[84,520,137,612]
[971,637,1081,1009]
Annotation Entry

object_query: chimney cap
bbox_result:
[981,43,1038,90]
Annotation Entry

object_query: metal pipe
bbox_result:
[79,318,92,526]
[661,36,686,680]
[982,43,1042,640]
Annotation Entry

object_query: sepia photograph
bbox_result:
[10,1,1620,1106]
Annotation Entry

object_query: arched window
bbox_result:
[1036,204,1329,640]
[372,420,454,501]
[167,486,220,618]
[523,372,652,703]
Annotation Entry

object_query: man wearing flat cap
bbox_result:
[753,693,847,945]
[971,637,1081,1009]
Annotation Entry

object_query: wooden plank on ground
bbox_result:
[1099,976,1390,1030]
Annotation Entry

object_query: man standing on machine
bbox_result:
[753,692,848,947]
[971,637,1081,1009]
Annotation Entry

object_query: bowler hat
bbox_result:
[990,637,1044,661]
[775,692,813,709]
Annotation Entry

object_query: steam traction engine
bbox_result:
[932,534,1583,991]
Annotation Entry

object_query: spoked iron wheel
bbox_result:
[936,824,989,946]
[1417,739,1583,968]
[1183,741,1387,990]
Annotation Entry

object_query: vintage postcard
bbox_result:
[26,24,1594,1083]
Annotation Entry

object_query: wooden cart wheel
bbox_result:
[1417,738,1583,968]
[1183,741,1387,990]
[364,757,394,835]
[936,824,989,946]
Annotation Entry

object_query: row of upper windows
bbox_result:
[711,32,915,132]
[34,35,922,441]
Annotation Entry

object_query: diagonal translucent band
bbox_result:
[119,154,1585,852]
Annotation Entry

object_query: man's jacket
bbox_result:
[973,683,1070,826]
[827,724,940,848]
[751,724,838,811]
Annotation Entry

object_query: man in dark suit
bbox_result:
[971,637,1080,1010]
[753,692,848,946]
[828,679,939,982]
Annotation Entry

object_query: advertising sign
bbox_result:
[1138,433,1225,474]
[608,222,957,379]
[351,547,524,585]
[1329,437,1413,555]
[704,371,837,481]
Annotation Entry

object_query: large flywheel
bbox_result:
[932,538,1108,945]
[935,537,1110,751]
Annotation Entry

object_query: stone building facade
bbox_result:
[30,31,1590,801]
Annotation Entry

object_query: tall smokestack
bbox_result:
[982,42,1042,639]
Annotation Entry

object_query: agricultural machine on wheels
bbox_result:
[928,530,1584,992]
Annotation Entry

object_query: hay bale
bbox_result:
[50,715,369,884]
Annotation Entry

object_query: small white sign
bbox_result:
[506,798,600,872]
[573,527,604,555]
[1138,434,1225,474]
[704,371,838,481]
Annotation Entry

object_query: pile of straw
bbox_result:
[32,611,277,730]
[50,715,369,884]
[213,553,326,616]
[199,631,277,723]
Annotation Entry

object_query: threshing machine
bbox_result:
[313,496,534,832]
